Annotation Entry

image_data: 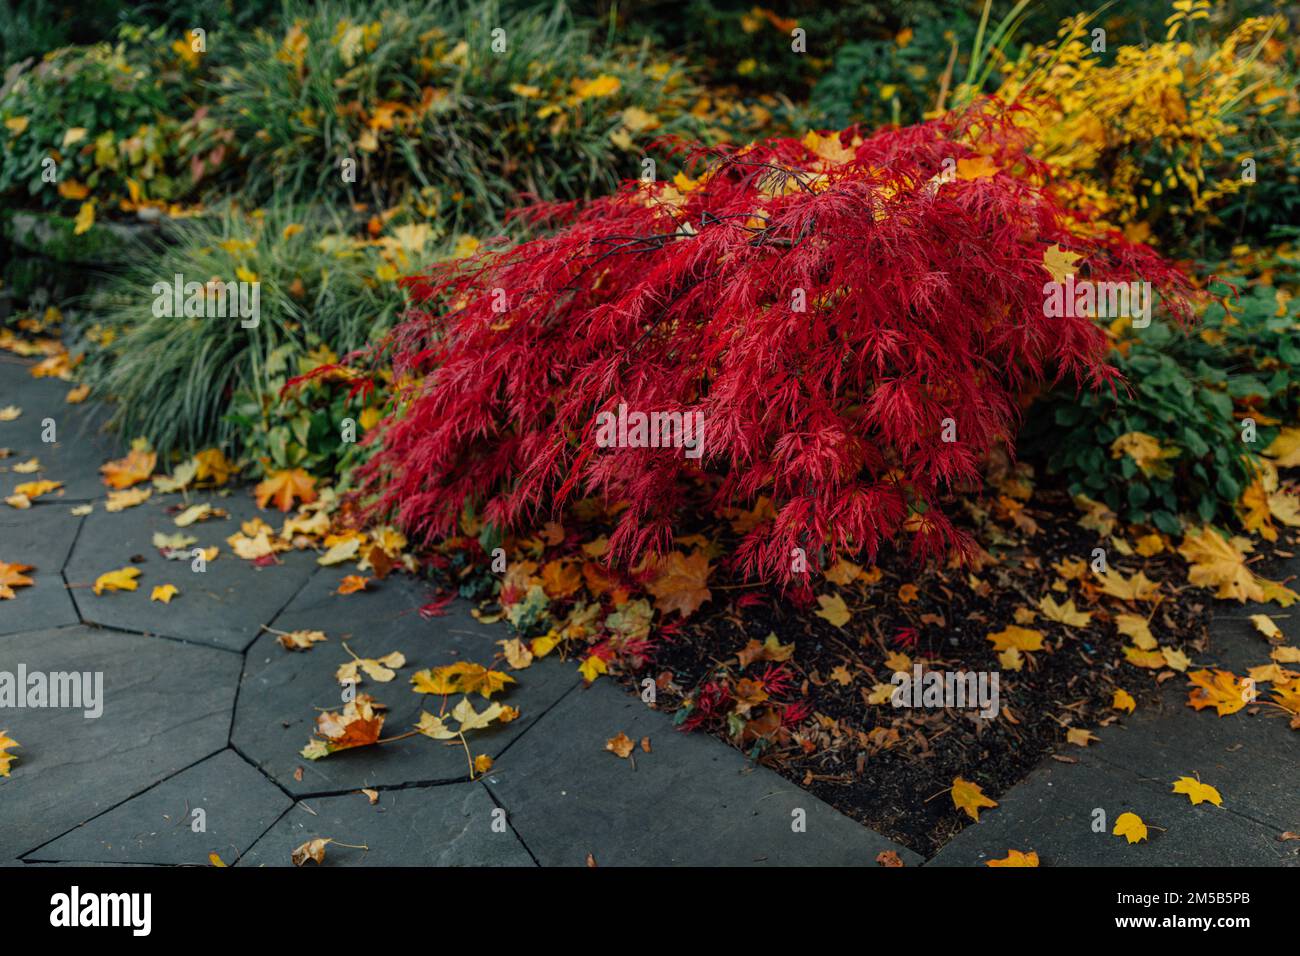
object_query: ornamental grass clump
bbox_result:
[360,105,1194,585]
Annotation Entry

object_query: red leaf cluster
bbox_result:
[360,104,1193,584]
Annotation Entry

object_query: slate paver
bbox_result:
[0,505,82,636]
[237,781,533,866]
[232,568,578,796]
[26,748,291,865]
[925,752,1298,866]
[64,493,318,652]
[484,677,923,866]
[0,356,124,502]
[0,626,240,861]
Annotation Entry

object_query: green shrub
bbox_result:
[77,202,411,460]
[196,0,707,228]
[0,24,212,215]
[1025,254,1300,533]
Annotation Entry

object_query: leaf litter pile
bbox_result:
[4,336,1300,859]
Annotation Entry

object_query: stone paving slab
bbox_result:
[233,569,577,796]
[0,505,82,636]
[237,782,533,866]
[0,626,240,861]
[0,356,123,502]
[484,677,923,866]
[925,754,1297,867]
[64,493,318,652]
[26,749,291,865]
[1084,688,1300,835]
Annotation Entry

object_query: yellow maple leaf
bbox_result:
[150,584,179,603]
[814,593,851,628]
[1185,668,1249,716]
[986,849,1038,867]
[951,776,998,822]
[13,479,62,501]
[1112,811,1149,844]
[1038,595,1092,627]
[986,625,1044,653]
[578,655,608,682]
[93,566,141,595]
[1179,526,1298,605]
[1171,776,1223,806]
[1067,727,1099,747]
[0,561,35,600]
[1042,243,1083,283]
[1263,427,1300,468]
[1113,689,1136,713]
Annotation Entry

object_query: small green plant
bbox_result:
[1026,254,1300,533]
[78,202,411,459]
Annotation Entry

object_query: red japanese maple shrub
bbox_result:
[360,104,1194,585]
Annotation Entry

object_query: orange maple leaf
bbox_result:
[100,449,156,489]
[0,561,35,600]
[1186,668,1249,717]
[337,574,370,595]
[254,468,318,511]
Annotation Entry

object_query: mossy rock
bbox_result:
[1,208,156,266]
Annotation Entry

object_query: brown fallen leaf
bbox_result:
[361,789,379,805]
[605,732,635,759]
[291,838,332,866]
[276,629,327,651]
[876,850,905,867]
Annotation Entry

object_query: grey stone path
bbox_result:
[3,353,1297,866]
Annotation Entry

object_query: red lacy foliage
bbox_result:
[360,104,1194,585]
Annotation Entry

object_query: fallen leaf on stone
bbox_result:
[1172,776,1223,807]
[93,566,141,595]
[1113,689,1136,713]
[0,731,21,777]
[986,849,1038,867]
[1272,646,1300,664]
[1186,669,1249,716]
[11,458,39,474]
[362,789,379,805]
[337,648,405,685]
[100,448,156,489]
[1250,614,1284,641]
[291,838,332,866]
[951,776,998,822]
[0,407,20,422]
[152,459,198,494]
[411,661,515,698]
[175,503,219,527]
[255,468,317,512]
[1067,727,1099,747]
[302,695,385,759]
[499,637,534,670]
[105,487,151,512]
[152,531,197,553]
[1179,526,1298,605]
[150,584,179,604]
[1113,811,1149,844]
[337,574,370,595]
[13,479,62,501]
[451,697,505,732]
[605,732,634,758]
[876,850,906,867]
[208,852,226,867]
[0,561,34,600]
[318,538,361,566]
[276,629,327,651]
[473,754,493,773]
[70,504,92,516]
[1161,646,1192,672]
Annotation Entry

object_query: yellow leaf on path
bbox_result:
[1272,646,1300,664]
[473,754,493,774]
[277,629,326,651]
[1179,526,1298,605]
[336,650,405,685]
[317,538,360,566]
[100,448,155,489]
[14,479,62,500]
[1067,727,1099,747]
[0,561,35,600]
[987,626,1044,653]
[1113,812,1149,844]
[605,732,635,758]
[254,468,317,512]
[0,731,20,777]
[93,566,141,595]
[175,503,216,526]
[1113,689,1136,713]
[1042,243,1083,283]
[952,777,998,822]
[451,697,504,732]
[578,655,607,682]
[1171,776,1223,807]
[0,406,21,421]
[73,201,95,235]
[1038,595,1092,627]
[814,593,851,628]
[337,574,369,595]
[416,711,457,740]
[646,550,712,618]
[208,852,227,867]
[499,638,534,670]
[150,584,179,603]
[986,849,1038,867]
[65,383,90,404]
[105,487,151,512]
[1186,669,1249,716]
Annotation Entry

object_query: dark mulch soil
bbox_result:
[608,480,1224,857]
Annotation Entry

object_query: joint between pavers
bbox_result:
[478,780,540,867]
